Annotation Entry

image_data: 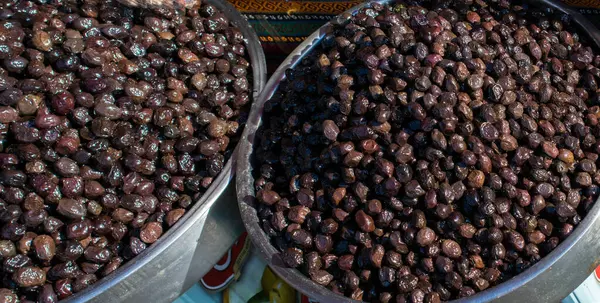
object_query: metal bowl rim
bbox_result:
[63,1,267,301]
[236,1,600,302]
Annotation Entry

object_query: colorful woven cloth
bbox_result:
[227,0,361,51]
[226,0,362,72]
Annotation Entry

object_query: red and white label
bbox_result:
[200,232,250,291]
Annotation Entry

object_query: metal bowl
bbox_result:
[237,1,600,302]
[62,1,267,302]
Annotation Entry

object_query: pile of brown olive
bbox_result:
[0,0,252,300]
[253,0,600,302]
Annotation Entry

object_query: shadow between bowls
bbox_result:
[236,0,600,302]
